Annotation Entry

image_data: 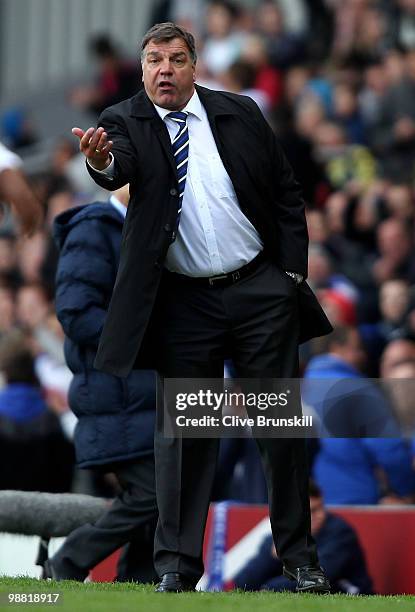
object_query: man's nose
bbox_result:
[160,59,173,74]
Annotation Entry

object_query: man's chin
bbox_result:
[155,92,179,109]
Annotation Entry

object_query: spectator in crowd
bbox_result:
[383,183,414,223]
[380,337,415,378]
[380,337,415,436]
[16,283,51,331]
[0,329,74,492]
[312,120,377,191]
[371,48,415,181]
[16,232,48,284]
[0,142,42,236]
[387,0,415,50]
[332,83,367,146]
[308,234,356,286]
[45,186,157,583]
[0,284,16,336]
[359,60,389,127]
[383,357,415,436]
[202,1,245,76]
[234,481,373,594]
[256,0,306,69]
[240,35,283,108]
[1,107,38,151]
[303,326,415,504]
[360,279,412,361]
[0,233,21,288]
[372,218,415,285]
[70,34,140,117]
[219,60,271,115]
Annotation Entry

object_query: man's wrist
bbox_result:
[88,155,111,171]
[87,153,114,176]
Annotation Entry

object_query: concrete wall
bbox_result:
[0,0,153,99]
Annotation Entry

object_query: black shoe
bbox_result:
[155,572,196,592]
[43,559,87,582]
[283,565,331,593]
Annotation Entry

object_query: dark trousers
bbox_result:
[51,456,158,581]
[154,258,318,582]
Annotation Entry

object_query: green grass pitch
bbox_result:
[0,577,414,611]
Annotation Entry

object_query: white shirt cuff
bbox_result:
[87,153,115,178]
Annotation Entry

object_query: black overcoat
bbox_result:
[88,84,332,377]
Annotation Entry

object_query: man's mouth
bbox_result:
[158,81,174,90]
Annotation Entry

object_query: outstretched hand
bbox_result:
[72,126,113,170]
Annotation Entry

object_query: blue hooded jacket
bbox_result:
[53,201,155,468]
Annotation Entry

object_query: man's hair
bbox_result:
[140,22,197,64]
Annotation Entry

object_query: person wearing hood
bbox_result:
[303,326,415,505]
[45,186,158,583]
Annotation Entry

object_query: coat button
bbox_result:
[170,188,178,196]
[164,224,172,232]
[154,260,161,270]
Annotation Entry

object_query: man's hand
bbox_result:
[72,126,113,171]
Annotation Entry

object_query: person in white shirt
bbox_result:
[0,142,42,235]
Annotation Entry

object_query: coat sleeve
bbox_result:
[246,97,308,277]
[55,219,115,349]
[86,108,139,191]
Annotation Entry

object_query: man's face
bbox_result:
[142,38,195,110]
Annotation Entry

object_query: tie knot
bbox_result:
[167,111,188,123]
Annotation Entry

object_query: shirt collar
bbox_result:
[153,89,203,122]
[109,195,127,219]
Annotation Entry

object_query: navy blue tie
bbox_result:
[167,111,189,241]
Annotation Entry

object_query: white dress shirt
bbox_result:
[92,89,263,277]
[109,194,127,219]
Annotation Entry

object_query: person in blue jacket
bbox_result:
[234,481,373,594]
[303,326,415,505]
[0,329,74,493]
[45,186,158,582]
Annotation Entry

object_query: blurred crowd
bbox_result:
[1,0,415,508]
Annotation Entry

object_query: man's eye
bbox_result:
[174,59,184,65]
[149,59,159,64]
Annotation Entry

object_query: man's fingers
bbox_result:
[86,127,105,155]
[95,131,109,153]
[82,127,98,152]
[71,126,111,166]
[72,127,85,140]
[101,140,113,154]
[74,127,94,154]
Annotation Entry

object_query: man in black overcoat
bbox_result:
[73,22,332,593]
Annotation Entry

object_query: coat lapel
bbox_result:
[130,90,177,178]
[195,84,234,159]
